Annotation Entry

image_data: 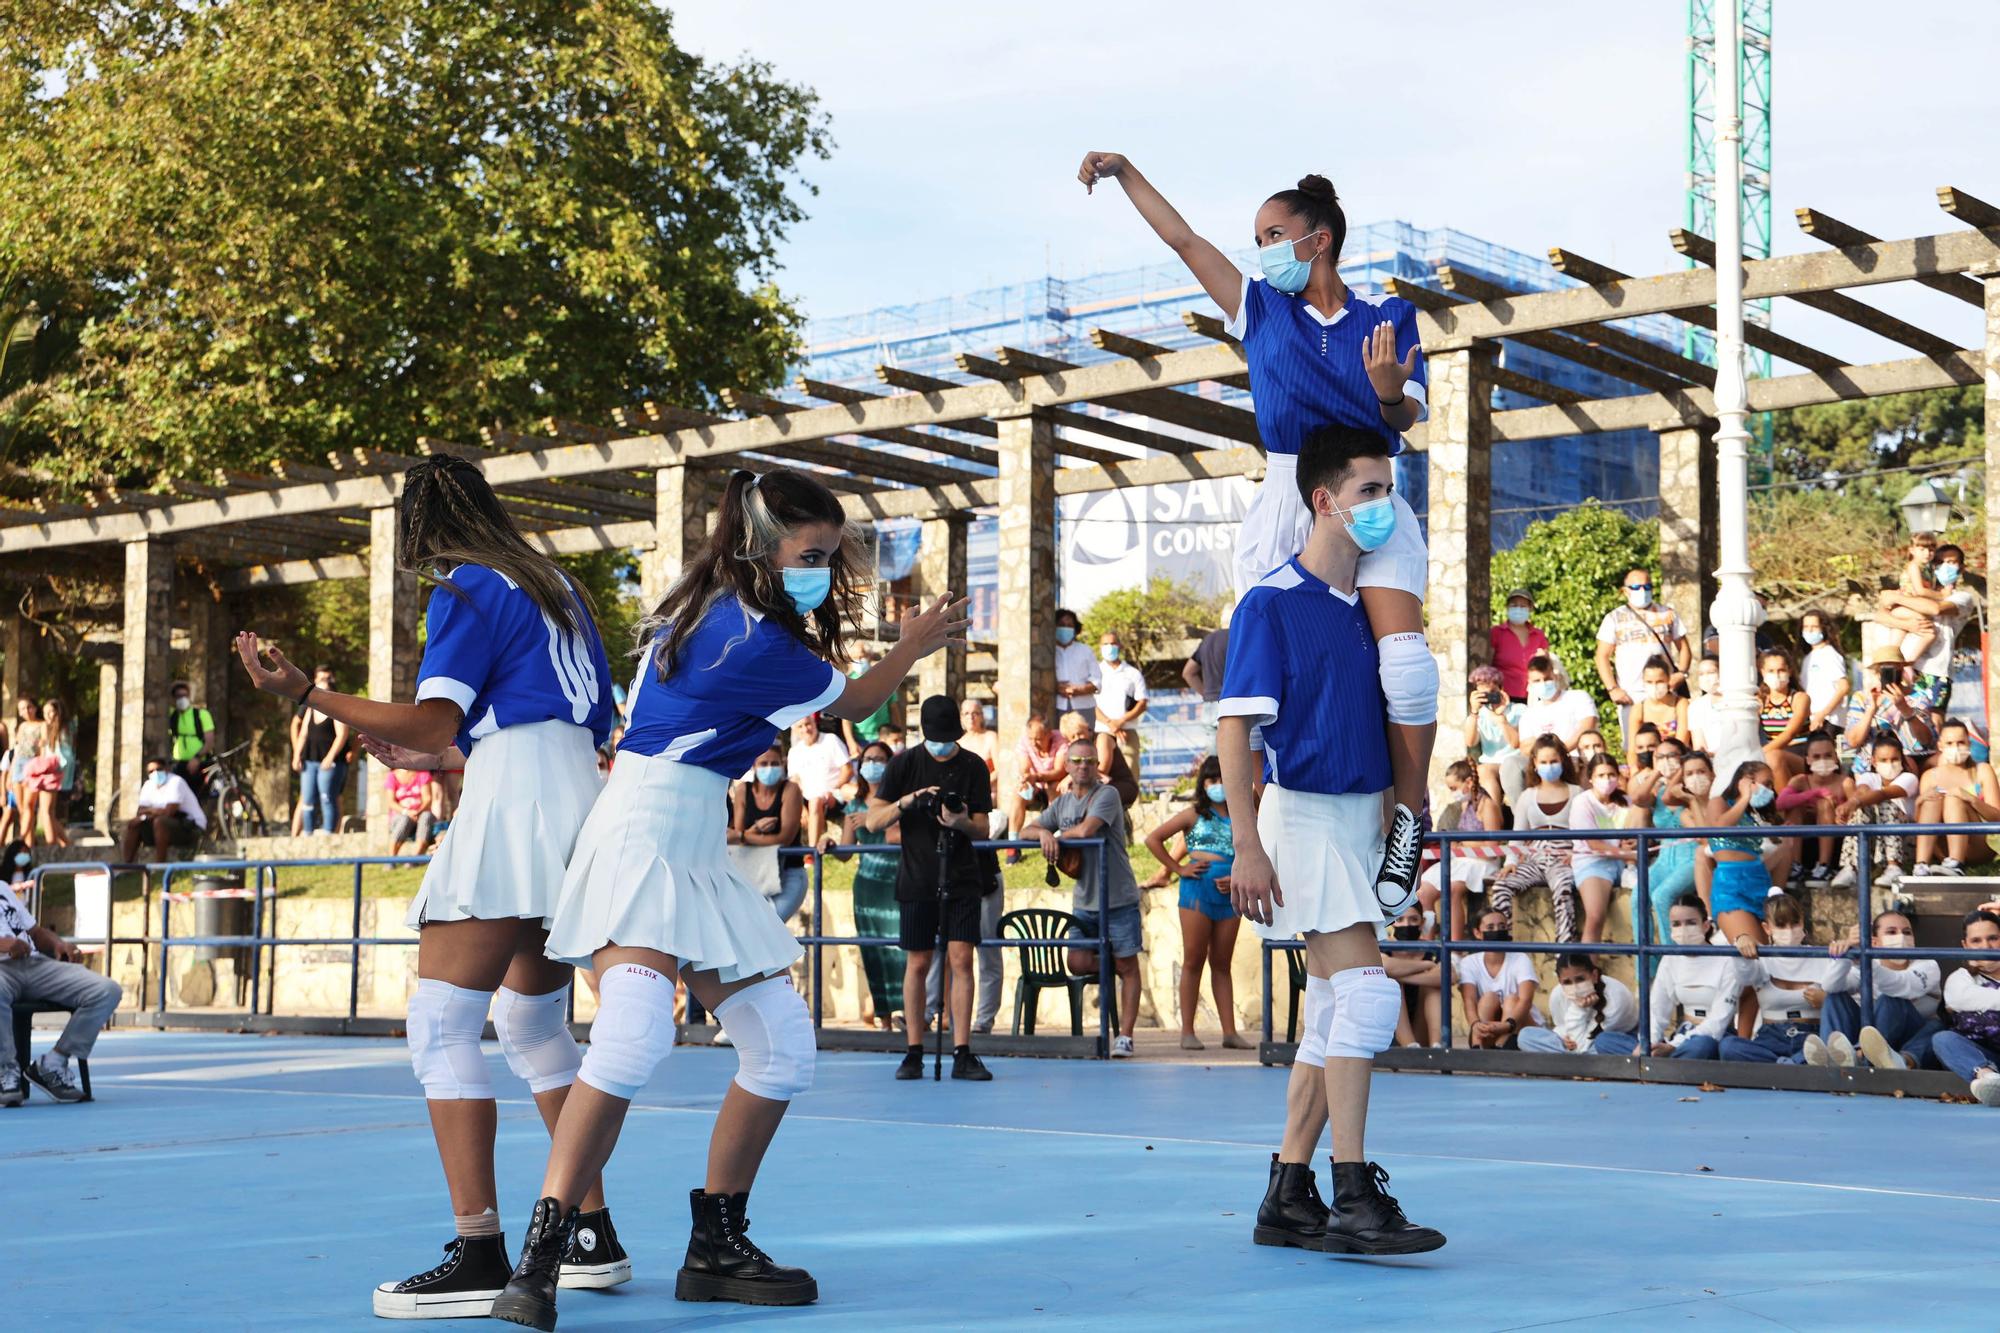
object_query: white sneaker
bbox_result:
[1879,865,1904,889]
[1802,1034,1830,1067]
[1857,1026,1907,1071]
[1971,1071,2000,1107]
[1111,1035,1134,1059]
[1830,866,1858,889]
[712,1029,734,1047]
[1939,859,1967,877]
[1827,1032,1857,1068]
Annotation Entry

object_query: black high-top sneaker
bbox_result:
[674,1189,818,1306]
[1374,803,1423,917]
[490,1197,577,1331]
[557,1206,632,1290]
[1320,1160,1446,1256]
[370,1233,511,1319]
[1252,1153,1329,1249]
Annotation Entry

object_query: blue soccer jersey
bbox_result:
[619,598,847,780]
[414,564,616,753]
[1223,274,1428,456]
[1216,559,1393,794]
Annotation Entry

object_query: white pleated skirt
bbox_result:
[1251,782,1389,942]
[1231,454,1428,601]
[406,719,604,929]
[543,751,804,982]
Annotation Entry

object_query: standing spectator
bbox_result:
[1059,710,1139,811]
[1003,713,1066,849]
[1798,609,1850,739]
[826,740,904,1031]
[21,698,70,850]
[1183,626,1229,730]
[1517,656,1597,755]
[957,698,999,790]
[1051,608,1099,724]
[1832,734,1918,893]
[1038,736,1145,1058]
[1806,911,1943,1071]
[1704,760,1780,957]
[1517,953,1638,1055]
[1719,893,1829,1064]
[1486,737,1581,941]
[1418,760,1503,940]
[1600,892,1737,1058]
[1756,649,1811,783]
[385,767,437,857]
[292,665,350,836]
[838,644,893,754]
[118,756,208,863]
[729,744,808,926]
[785,711,851,850]
[166,679,216,784]
[1908,542,1976,712]
[1489,589,1550,704]
[1595,566,1690,748]
[38,698,75,847]
[1931,908,2000,1106]
[1915,719,1999,874]
[1568,756,1633,944]
[1144,755,1251,1051]
[0,875,123,1106]
[1874,530,1943,674]
[1094,630,1149,781]
[1462,665,1522,808]
[1459,907,1541,1049]
[5,697,44,848]
[1686,655,1724,755]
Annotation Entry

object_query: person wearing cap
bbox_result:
[166,678,216,786]
[864,695,998,1082]
[1488,589,1549,704]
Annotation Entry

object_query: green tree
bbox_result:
[1490,502,1659,744]
[0,0,830,488]
[1770,385,1984,485]
[1081,579,1231,688]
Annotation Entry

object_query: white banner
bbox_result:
[1058,476,1253,611]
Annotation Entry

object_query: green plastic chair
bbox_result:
[999,907,1102,1037]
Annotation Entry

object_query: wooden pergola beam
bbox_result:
[988,346,1264,446]
[1089,327,1252,389]
[215,517,659,590]
[718,388,984,489]
[408,439,652,517]
[1047,411,1204,460]
[1938,186,2000,230]
[791,378,1003,464]
[1796,208,1985,306]
[1438,264,1717,388]
[1487,364,1586,405]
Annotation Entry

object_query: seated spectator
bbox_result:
[1874,530,1943,670]
[1038,737,1144,1059]
[1058,710,1138,810]
[1568,756,1634,944]
[1719,893,1832,1064]
[1517,655,1596,755]
[1686,654,1724,755]
[0,873,123,1105]
[1932,908,2000,1106]
[1805,910,1942,1071]
[1635,747,1710,942]
[384,766,436,857]
[1757,649,1811,783]
[1384,904,1442,1047]
[1833,735,1917,893]
[1002,713,1066,857]
[1844,656,1938,782]
[1459,907,1542,1049]
[1624,722,1661,777]
[1143,755,1251,1051]
[1915,718,1999,875]
[729,744,808,926]
[118,756,208,864]
[1419,760,1503,940]
[787,711,852,850]
[1463,664,1523,807]
[1776,731,1844,887]
[1599,892,1737,1059]
[876,722,908,754]
[1574,729,1609,771]
[1908,541,1975,712]
[1487,736,1583,943]
[1629,655,1688,752]
[1517,953,1638,1055]
[1489,588,1550,704]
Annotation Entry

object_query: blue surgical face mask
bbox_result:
[781,566,832,615]
[1532,680,1558,702]
[149,770,169,787]
[1257,229,1325,294]
[924,740,956,760]
[1506,605,1531,625]
[1749,784,1776,809]
[1536,761,1564,783]
[753,765,784,787]
[1802,628,1825,645]
[1054,626,1076,646]
[12,851,28,868]
[859,760,888,785]
[1936,563,1962,585]
[1101,645,1121,664]
[1331,494,1397,553]
[1205,783,1228,804]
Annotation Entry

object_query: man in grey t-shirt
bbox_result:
[1035,736,1144,1056]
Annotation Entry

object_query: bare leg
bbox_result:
[1277,1057,1330,1163]
[1209,915,1242,1039]
[1114,955,1141,1037]
[1578,876,1613,943]
[1178,908,1211,1037]
[1916,795,1942,864]
[903,949,934,1042]
[1719,909,1765,958]
[946,940,975,1045]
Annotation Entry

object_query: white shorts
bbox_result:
[1250,782,1389,941]
[1232,454,1428,602]
[407,719,603,929]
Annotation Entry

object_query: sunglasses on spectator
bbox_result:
[1626,582,1653,592]
[1066,755,1098,766]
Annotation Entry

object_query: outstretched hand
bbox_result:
[1362,322,1419,402]
[1077,151,1127,193]
[900,593,971,660]
[234,631,308,701]
[358,734,443,772]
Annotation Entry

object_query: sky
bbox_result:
[667,0,1999,371]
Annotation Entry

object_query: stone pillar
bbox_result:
[1984,271,2000,733]
[1423,344,1495,797]
[2,613,45,707]
[183,587,234,744]
[913,513,970,705]
[369,505,420,835]
[95,660,120,835]
[1657,419,1718,649]
[643,464,721,609]
[994,411,1057,747]
[118,538,173,816]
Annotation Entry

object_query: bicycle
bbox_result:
[201,738,272,843]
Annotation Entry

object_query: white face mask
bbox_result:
[1593,776,1619,798]
[1876,762,1905,780]
[1561,980,1594,1003]
[1698,674,1719,696]
[1942,746,1972,765]
[1763,672,1790,691]
[1656,756,1682,779]
[1879,930,1915,947]
[1684,773,1712,796]
[1670,923,1705,946]
[1769,926,1805,948]
[1646,682,1670,702]
[1809,758,1839,776]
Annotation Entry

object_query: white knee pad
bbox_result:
[407,979,496,1100]
[578,963,677,1099]
[715,975,816,1101]
[1294,974,1335,1069]
[1325,967,1402,1060]
[491,984,583,1093]
[1378,632,1440,727]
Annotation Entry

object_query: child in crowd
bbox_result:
[1805,910,1942,1072]
[1629,656,1687,748]
[1464,664,1523,807]
[1932,908,2000,1106]
[1459,907,1542,1049]
[1517,953,1638,1055]
[1567,756,1633,944]
[1757,650,1811,784]
[1798,609,1850,738]
[1719,894,1832,1063]
[1705,761,1779,958]
[1487,736,1582,942]
[1777,731,1843,887]
[1143,754,1252,1052]
[1417,760,1502,940]
[1686,655,1723,756]
[1834,735,1918,894]
[1628,739,1706,940]
[1914,718,1999,875]
[1876,530,1942,668]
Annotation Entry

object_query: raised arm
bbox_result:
[1078,153,1244,320]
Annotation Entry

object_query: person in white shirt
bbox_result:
[117,756,208,864]
[1486,738,1582,942]
[1092,630,1148,780]
[1594,567,1690,747]
[1930,908,2000,1105]
[1904,542,1978,711]
[1567,756,1635,945]
[1803,909,1943,1071]
[1599,893,1737,1058]
[785,711,852,849]
[1685,655,1723,755]
[1051,608,1100,722]
[1516,655,1597,755]
[1798,609,1850,737]
[1459,907,1543,1049]
[0,879,123,1105]
[1718,894,1834,1063]
[1517,953,1638,1055]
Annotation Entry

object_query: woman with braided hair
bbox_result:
[235,454,630,1319]
[1517,954,1639,1054]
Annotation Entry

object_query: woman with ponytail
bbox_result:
[234,454,628,1318]
[1077,153,1438,932]
[489,468,966,1327]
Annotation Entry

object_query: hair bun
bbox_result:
[1296,174,1338,203]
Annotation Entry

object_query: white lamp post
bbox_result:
[1897,478,1954,536]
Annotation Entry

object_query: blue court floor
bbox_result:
[7,1030,1997,1330]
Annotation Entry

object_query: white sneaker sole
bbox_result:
[371,1285,502,1319]
[1971,1076,2000,1107]
[1857,1027,1906,1071]
[558,1258,633,1289]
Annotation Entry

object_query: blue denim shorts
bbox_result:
[1711,857,1771,919]
[1069,902,1144,958]
[1178,868,1236,922]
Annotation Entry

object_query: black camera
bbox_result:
[910,788,965,817]
[1484,690,1504,709]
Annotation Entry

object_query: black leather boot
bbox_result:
[1320,1160,1446,1255]
[1252,1153,1329,1248]
[490,1196,578,1330]
[674,1189,819,1306]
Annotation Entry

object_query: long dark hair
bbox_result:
[643,467,866,679]
[1191,754,1224,818]
[1266,174,1347,263]
[398,454,595,637]
[1556,952,1608,1041]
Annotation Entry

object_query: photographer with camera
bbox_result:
[1462,665,1522,809]
[866,695,996,1082]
